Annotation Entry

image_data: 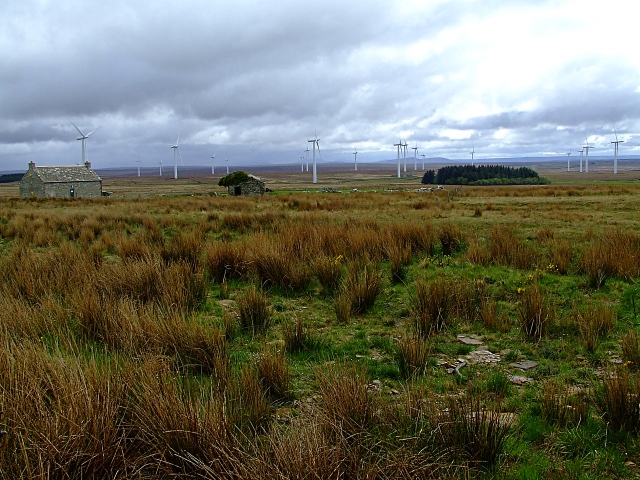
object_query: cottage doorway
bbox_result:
[234,186,241,196]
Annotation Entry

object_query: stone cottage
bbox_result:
[227,174,266,196]
[20,161,103,198]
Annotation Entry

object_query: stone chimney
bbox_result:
[84,161,91,169]
[28,161,35,170]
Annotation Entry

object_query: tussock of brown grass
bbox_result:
[596,368,640,434]
[317,366,373,437]
[396,334,431,378]
[574,302,615,352]
[622,330,640,370]
[436,393,512,470]
[342,261,382,315]
[438,223,464,256]
[257,346,291,401]
[487,225,539,270]
[412,277,456,336]
[518,282,555,340]
[312,253,344,294]
[203,240,248,283]
[541,380,588,427]
[237,286,272,334]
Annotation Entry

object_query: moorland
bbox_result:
[0,165,640,479]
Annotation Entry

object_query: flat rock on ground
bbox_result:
[510,360,538,371]
[457,335,484,346]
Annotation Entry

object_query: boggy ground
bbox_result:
[0,181,640,478]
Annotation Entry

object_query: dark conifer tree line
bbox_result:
[422,165,547,185]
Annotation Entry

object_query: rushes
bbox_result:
[575,302,615,352]
[541,380,588,427]
[596,368,640,434]
[412,278,455,336]
[237,286,272,335]
[341,261,382,316]
[396,334,431,379]
[518,282,554,340]
[621,330,640,369]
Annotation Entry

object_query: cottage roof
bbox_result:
[27,165,102,183]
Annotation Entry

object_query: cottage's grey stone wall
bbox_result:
[19,172,45,197]
[227,179,266,196]
[43,181,103,198]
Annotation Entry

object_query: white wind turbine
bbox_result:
[470,147,475,166]
[225,158,229,174]
[170,133,183,179]
[304,147,310,172]
[583,137,592,173]
[136,158,141,177]
[70,120,101,164]
[159,159,163,176]
[300,155,304,172]
[612,128,624,174]
[394,140,402,178]
[566,151,571,172]
[211,154,216,174]
[421,153,425,171]
[412,143,418,171]
[579,148,584,172]
[402,141,408,172]
[353,147,358,171]
[308,135,320,184]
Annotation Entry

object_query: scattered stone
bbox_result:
[390,389,399,395]
[467,349,501,364]
[509,375,532,386]
[218,299,235,309]
[457,335,484,346]
[510,360,538,371]
[372,379,382,387]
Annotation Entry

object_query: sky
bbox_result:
[1,0,639,172]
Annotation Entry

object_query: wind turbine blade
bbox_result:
[87,125,102,137]
[178,148,184,166]
[69,120,84,136]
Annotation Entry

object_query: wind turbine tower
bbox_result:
[300,156,304,172]
[170,134,181,180]
[304,147,310,172]
[470,147,475,167]
[394,140,402,178]
[583,138,592,174]
[225,159,229,174]
[421,154,425,171]
[211,154,216,174]
[308,136,320,184]
[402,141,408,172]
[159,160,163,176]
[353,147,358,171]
[612,129,624,174]
[70,121,101,164]
[412,143,418,171]
[137,158,141,177]
[579,148,584,172]
[566,151,571,172]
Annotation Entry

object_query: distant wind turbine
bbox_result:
[225,158,229,174]
[412,143,418,171]
[583,137,592,173]
[70,121,101,164]
[170,133,183,180]
[566,151,571,172]
[402,141,408,172]
[612,129,624,174]
[394,140,402,178]
[210,154,216,175]
[300,155,304,172]
[579,148,584,172]
[136,158,141,177]
[421,153,425,171]
[308,135,320,184]
[304,147,310,172]
[159,159,163,176]
[353,147,358,171]
[470,147,475,167]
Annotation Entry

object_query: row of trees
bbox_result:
[422,165,547,185]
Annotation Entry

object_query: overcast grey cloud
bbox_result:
[1,0,639,171]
